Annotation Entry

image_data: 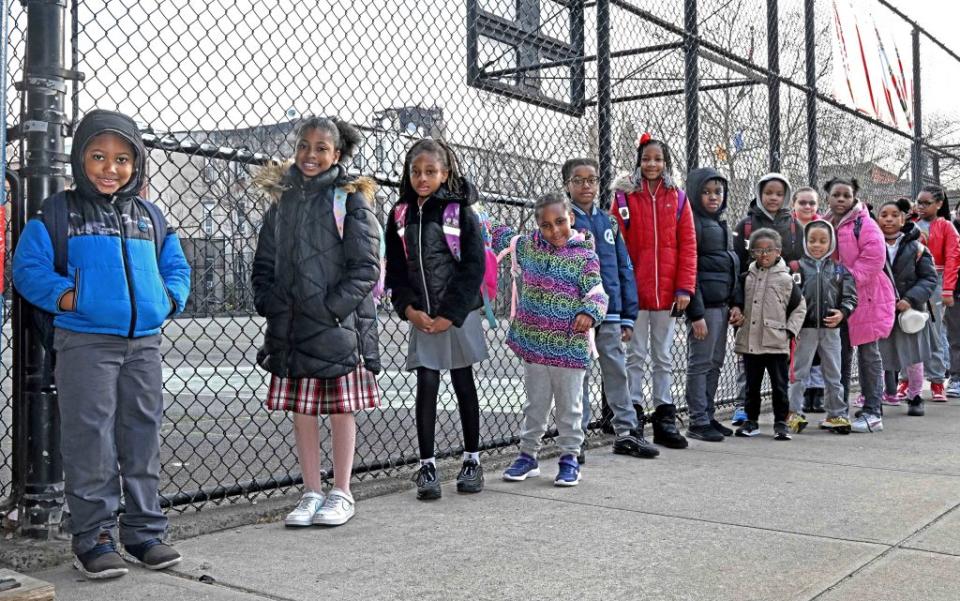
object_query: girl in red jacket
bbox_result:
[911,185,960,401]
[612,134,697,449]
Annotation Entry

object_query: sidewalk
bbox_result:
[31,401,960,601]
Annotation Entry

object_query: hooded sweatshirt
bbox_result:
[795,220,857,329]
[733,172,803,273]
[684,167,739,321]
[13,110,191,337]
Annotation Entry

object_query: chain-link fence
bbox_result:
[3,0,959,516]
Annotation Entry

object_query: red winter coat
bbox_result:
[611,175,697,311]
[916,217,960,296]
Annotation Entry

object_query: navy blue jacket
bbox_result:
[572,203,639,328]
[13,110,191,337]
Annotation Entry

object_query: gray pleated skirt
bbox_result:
[406,310,489,371]
[878,317,932,371]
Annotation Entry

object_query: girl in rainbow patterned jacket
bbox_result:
[491,193,608,487]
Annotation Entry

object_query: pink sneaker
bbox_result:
[852,395,865,408]
[882,393,902,406]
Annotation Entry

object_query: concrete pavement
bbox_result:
[31,399,960,601]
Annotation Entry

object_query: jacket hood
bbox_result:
[898,220,922,245]
[686,167,728,219]
[70,110,147,199]
[754,172,793,221]
[802,219,836,261]
[749,256,791,276]
[834,199,869,228]
[613,172,677,194]
[253,160,376,206]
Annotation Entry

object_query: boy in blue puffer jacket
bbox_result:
[565,158,659,461]
[13,110,191,580]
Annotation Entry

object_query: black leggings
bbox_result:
[415,366,480,459]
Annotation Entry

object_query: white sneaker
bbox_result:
[946,380,960,398]
[312,489,355,526]
[851,413,883,433]
[284,492,325,527]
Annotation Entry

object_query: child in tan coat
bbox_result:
[731,228,807,440]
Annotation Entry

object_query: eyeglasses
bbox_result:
[750,248,780,256]
[795,200,817,207]
[568,177,599,187]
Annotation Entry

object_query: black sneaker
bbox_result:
[74,532,129,580]
[809,388,826,413]
[686,423,724,442]
[577,441,587,465]
[124,539,182,570]
[710,419,734,437]
[413,463,441,500]
[613,432,660,458]
[735,420,760,437]
[773,421,792,441]
[456,460,484,493]
[652,404,689,449]
[907,395,925,416]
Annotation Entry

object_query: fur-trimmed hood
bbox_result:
[612,172,678,194]
[253,160,376,206]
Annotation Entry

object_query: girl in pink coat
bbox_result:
[827,177,895,433]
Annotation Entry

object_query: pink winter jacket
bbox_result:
[832,202,895,346]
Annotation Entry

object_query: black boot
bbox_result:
[809,388,825,413]
[652,404,688,449]
[802,388,814,413]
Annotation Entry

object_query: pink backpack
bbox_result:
[394,202,499,327]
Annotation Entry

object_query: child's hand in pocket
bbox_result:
[823,309,843,328]
[572,313,594,333]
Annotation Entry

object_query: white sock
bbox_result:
[463,451,480,464]
[420,457,436,467]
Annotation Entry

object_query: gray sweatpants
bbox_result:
[924,275,948,383]
[54,328,167,555]
[581,322,637,436]
[685,307,730,427]
[521,362,585,458]
[626,310,676,408]
[788,327,845,417]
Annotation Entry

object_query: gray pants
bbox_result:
[946,301,960,380]
[54,329,167,555]
[581,322,637,436]
[521,362,585,458]
[924,275,948,383]
[857,341,884,417]
[788,328,845,417]
[626,310,676,408]
[685,307,729,427]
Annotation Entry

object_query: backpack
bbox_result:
[614,188,687,230]
[332,187,387,303]
[33,190,166,358]
[393,201,499,327]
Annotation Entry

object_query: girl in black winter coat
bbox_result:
[385,139,489,501]
[877,198,938,416]
[252,117,382,528]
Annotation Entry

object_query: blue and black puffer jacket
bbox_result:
[13,110,191,337]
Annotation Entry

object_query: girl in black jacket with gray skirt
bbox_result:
[252,117,382,528]
[385,139,489,501]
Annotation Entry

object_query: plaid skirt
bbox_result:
[265,366,381,415]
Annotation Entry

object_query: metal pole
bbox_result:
[596,0,613,209]
[911,28,922,199]
[804,0,818,187]
[684,0,700,171]
[767,0,781,172]
[18,0,69,539]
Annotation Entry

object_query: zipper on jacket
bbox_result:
[284,188,304,375]
[815,262,822,330]
[417,203,431,315]
[648,180,661,306]
[112,201,138,338]
[73,268,81,312]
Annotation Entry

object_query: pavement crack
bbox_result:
[805,499,960,600]
[164,568,299,601]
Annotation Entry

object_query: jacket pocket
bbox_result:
[762,317,788,347]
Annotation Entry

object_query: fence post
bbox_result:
[17,0,69,539]
[766,0,781,172]
[596,0,613,209]
[803,0,817,187]
[683,0,699,171]
[910,28,922,199]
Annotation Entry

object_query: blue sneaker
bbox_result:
[502,452,540,481]
[554,455,581,487]
[731,407,748,426]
